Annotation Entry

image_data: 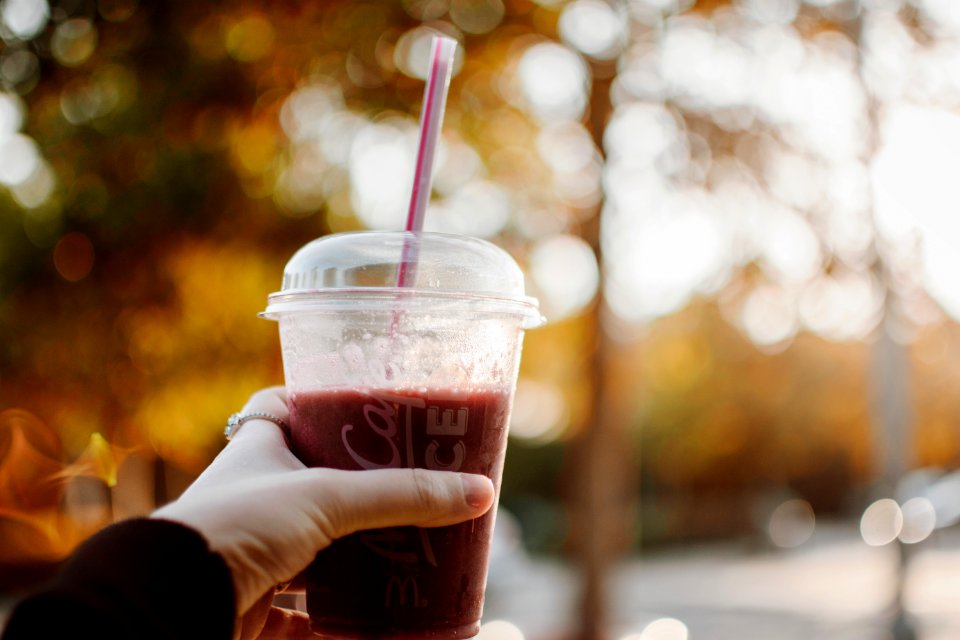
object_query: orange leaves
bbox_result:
[0,411,123,562]
[0,410,63,511]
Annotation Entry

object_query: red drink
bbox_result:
[288,386,513,639]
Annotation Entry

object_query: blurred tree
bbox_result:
[4,1,960,638]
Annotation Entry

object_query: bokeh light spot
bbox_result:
[605,197,729,324]
[59,66,135,125]
[624,617,689,640]
[449,0,504,35]
[402,0,450,21]
[476,620,525,640]
[798,270,883,342]
[1,0,48,40]
[53,232,95,282]
[0,132,40,186]
[768,499,816,548]
[432,138,482,195]
[739,284,797,349]
[511,379,568,442]
[916,0,960,36]
[860,498,903,546]
[280,82,346,144]
[764,148,823,211]
[736,0,799,25]
[873,105,960,322]
[1,49,40,90]
[11,159,56,208]
[518,43,589,122]
[529,234,599,321]
[899,497,936,544]
[559,0,626,60]
[395,27,463,80]
[274,143,328,216]
[226,15,275,62]
[604,102,680,169]
[757,207,822,285]
[426,179,510,238]
[349,121,415,229]
[537,121,597,174]
[0,91,24,134]
[231,123,278,175]
[51,19,98,67]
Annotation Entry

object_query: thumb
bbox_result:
[307,468,495,540]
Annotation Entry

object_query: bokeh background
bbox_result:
[3,0,960,638]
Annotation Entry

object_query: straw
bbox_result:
[397,35,457,288]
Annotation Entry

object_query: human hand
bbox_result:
[151,386,495,639]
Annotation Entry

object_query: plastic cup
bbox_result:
[262,231,542,639]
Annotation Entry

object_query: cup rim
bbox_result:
[261,288,545,328]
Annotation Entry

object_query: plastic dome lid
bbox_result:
[262,231,544,328]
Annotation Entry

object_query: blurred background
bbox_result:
[2,0,960,637]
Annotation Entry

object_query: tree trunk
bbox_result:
[567,60,634,640]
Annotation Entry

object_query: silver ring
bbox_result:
[225,412,289,441]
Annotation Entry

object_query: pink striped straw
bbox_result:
[397,35,457,288]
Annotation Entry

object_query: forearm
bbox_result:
[2,518,236,640]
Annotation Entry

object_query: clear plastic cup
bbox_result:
[262,231,542,639]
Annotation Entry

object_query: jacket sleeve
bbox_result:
[2,518,236,640]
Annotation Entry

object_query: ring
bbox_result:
[225,412,289,441]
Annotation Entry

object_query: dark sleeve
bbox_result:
[2,518,236,640]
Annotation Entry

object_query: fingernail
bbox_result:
[461,474,492,509]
